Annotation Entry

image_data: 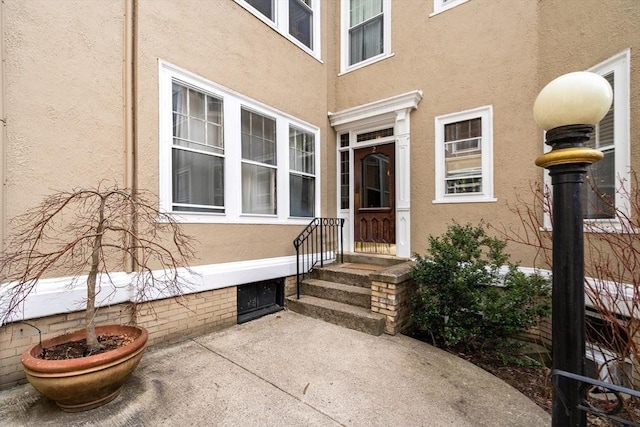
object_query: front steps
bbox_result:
[286,254,406,336]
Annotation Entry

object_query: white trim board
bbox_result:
[1,255,299,323]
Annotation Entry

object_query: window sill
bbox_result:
[168,212,313,226]
[339,52,395,76]
[432,196,497,204]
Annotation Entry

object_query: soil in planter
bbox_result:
[39,334,135,360]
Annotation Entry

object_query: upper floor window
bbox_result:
[431,0,470,16]
[582,51,630,221]
[434,106,496,204]
[159,61,319,224]
[236,0,320,58]
[340,0,392,73]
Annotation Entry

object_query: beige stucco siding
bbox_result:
[537,0,640,175]
[2,0,126,225]
[134,0,331,264]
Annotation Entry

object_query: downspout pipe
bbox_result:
[0,1,6,249]
[124,0,138,273]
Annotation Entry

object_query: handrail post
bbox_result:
[296,245,300,299]
[340,219,344,263]
[320,218,324,267]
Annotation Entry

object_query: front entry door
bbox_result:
[354,143,395,254]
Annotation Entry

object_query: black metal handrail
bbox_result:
[293,217,344,299]
[551,369,640,426]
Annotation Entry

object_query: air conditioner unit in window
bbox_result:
[585,342,632,388]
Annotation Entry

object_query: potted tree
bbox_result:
[0,185,195,412]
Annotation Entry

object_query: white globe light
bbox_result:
[533,71,613,131]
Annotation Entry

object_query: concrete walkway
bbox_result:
[0,311,550,426]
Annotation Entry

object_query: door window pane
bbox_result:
[362,153,390,208]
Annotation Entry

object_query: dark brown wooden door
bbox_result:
[354,143,395,254]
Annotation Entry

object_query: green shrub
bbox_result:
[410,222,551,358]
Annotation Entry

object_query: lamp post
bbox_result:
[533,71,613,427]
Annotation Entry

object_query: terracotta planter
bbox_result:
[21,324,148,412]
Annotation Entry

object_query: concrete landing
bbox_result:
[0,311,550,426]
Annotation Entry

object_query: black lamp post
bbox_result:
[533,71,613,427]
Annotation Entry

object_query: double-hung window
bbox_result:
[340,0,391,73]
[172,82,225,213]
[236,0,320,57]
[289,127,315,217]
[581,51,630,221]
[160,61,319,223]
[241,109,277,215]
[434,106,495,203]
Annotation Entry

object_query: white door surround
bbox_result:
[328,90,423,258]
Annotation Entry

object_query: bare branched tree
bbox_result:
[0,185,196,354]
[492,173,640,421]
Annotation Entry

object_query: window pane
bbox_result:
[290,174,315,217]
[173,81,224,154]
[289,127,314,174]
[242,109,277,165]
[583,72,615,219]
[362,153,390,208]
[242,163,276,214]
[246,0,273,20]
[350,0,382,26]
[289,0,312,48]
[189,89,205,120]
[583,149,615,219]
[340,151,350,209]
[444,118,483,195]
[172,149,224,212]
[349,15,383,65]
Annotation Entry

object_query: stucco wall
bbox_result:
[332,0,543,264]
[134,0,332,264]
[1,0,126,241]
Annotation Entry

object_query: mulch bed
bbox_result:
[463,351,640,426]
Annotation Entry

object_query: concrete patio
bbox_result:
[0,311,550,426]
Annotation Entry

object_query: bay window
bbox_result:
[160,61,319,223]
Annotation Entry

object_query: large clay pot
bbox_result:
[21,324,148,412]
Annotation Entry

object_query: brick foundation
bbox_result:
[0,286,237,390]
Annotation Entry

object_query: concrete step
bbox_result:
[286,295,386,336]
[301,278,371,309]
[313,264,374,288]
[343,252,407,266]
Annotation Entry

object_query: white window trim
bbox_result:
[433,105,496,204]
[339,0,393,75]
[235,0,322,61]
[430,0,469,16]
[542,50,631,231]
[159,60,320,225]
